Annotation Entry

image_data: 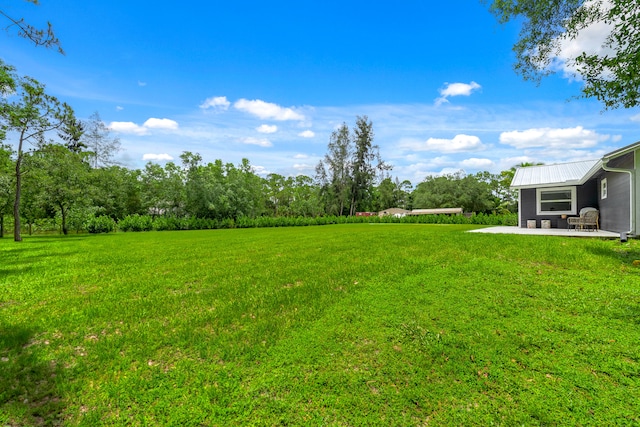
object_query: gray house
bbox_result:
[510,141,640,236]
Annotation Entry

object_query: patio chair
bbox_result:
[567,207,599,231]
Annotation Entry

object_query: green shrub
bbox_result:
[153,216,189,231]
[86,215,116,234]
[109,212,519,233]
[118,214,154,232]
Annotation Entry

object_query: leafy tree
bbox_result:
[141,161,186,217]
[83,112,121,168]
[0,1,63,53]
[90,166,144,220]
[412,171,496,213]
[0,144,14,237]
[397,179,413,210]
[263,174,322,217]
[181,154,226,219]
[265,173,290,216]
[181,153,265,220]
[141,162,170,217]
[486,0,640,109]
[225,158,265,219]
[314,161,332,214]
[350,115,388,215]
[376,177,398,211]
[162,162,187,216]
[289,175,323,217]
[0,61,74,241]
[181,151,209,218]
[33,144,90,235]
[58,117,87,153]
[316,117,390,216]
[18,152,47,235]
[316,123,352,216]
[494,169,518,213]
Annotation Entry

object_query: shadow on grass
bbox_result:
[20,234,91,243]
[0,244,80,281]
[0,246,41,279]
[0,324,64,426]
[587,240,640,266]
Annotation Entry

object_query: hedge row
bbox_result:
[86,213,518,233]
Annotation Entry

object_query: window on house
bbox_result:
[601,178,608,200]
[536,186,576,215]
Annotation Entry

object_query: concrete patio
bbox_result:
[468,226,620,238]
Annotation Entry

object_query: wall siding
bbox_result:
[599,172,630,232]
[519,180,598,228]
[636,150,640,236]
[600,151,635,234]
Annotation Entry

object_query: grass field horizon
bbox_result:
[1,224,639,425]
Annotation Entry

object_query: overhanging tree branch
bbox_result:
[0,6,63,54]
[485,0,640,109]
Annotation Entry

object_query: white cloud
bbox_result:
[527,148,604,162]
[401,163,464,182]
[143,118,179,130]
[440,81,482,97]
[143,153,174,161]
[298,130,315,138]
[138,81,147,87]
[256,124,278,134]
[293,163,314,171]
[459,158,495,169]
[293,154,309,159]
[252,165,270,175]
[550,0,616,79]
[242,137,272,147]
[499,126,607,149]
[434,167,464,176]
[398,163,434,182]
[115,106,124,111]
[200,96,231,110]
[234,99,305,121]
[436,81,481,105]
[404,134,484,153]
[631,113,640,123]
[109,118,179,135]
[395,157,465,183]
[108,121,148,135]
[498,156,537,170]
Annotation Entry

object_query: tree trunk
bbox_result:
[349,194,356,217]
[0,215,3,238]
[13,151,23,242]
[61,204,68,235]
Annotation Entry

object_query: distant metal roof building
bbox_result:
[378,208,411,217]
[510,159,601,189]
[409,208,463,215]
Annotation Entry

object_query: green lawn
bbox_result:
[1,224,639,426]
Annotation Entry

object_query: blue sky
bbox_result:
[2,0,639,184]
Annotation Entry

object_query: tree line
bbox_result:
[0,63,519,241]
[0,133,518,239]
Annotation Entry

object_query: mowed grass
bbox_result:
[1,225,639,426]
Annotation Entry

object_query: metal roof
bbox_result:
[409,208,463,215]
[510,159,601,189]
